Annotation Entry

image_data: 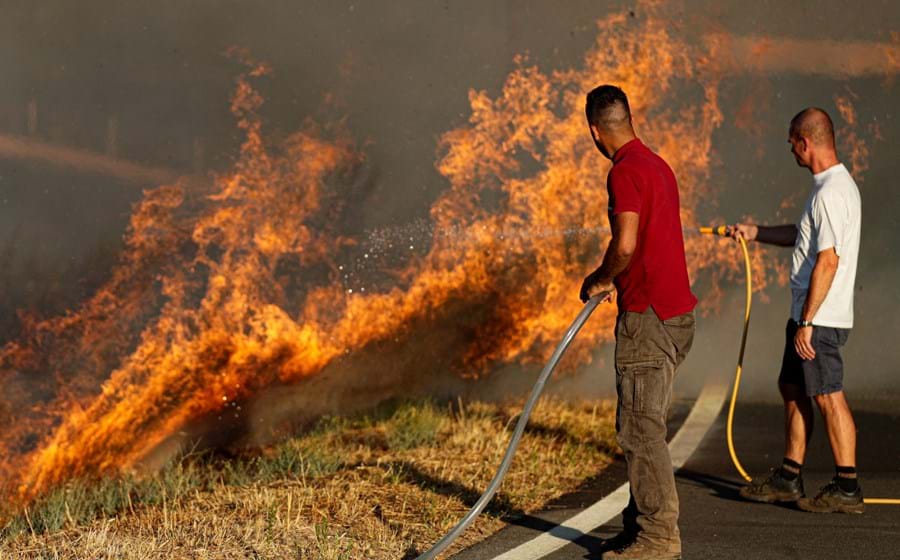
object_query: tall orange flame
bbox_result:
[1,8,791,503]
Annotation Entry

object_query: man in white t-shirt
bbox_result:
[730,107,864,513]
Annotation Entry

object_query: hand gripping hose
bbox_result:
[701,225,900,505]
[417,292,609,560]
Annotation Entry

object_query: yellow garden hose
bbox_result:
[700,225,900,505]
[700,225,752,482]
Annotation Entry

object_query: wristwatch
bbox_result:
[797,319,814,328]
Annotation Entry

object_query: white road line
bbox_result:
[668,382,729,470]
[490,381,729,560]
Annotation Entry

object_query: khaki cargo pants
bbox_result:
[615,307,695,547]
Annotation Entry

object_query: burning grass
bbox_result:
[0,4,794,504]
[1,396,617,559]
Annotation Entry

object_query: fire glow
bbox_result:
[4,8,866,506]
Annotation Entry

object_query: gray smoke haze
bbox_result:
[1,0,899,413]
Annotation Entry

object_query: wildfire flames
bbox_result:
[1,8,865,505]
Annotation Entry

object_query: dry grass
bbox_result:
[1,397,617,559]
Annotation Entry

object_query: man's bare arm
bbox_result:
[757,225,799,246]
[801,248,839,322]
[580,211,638,302]
[794,248,840,360]
[730,223,798,247]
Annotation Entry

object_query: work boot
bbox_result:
[797,478,865,514]
[601,530,636,552]
[739,468,804,503]
[601,538,681,560]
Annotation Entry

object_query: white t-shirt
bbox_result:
[790,163,861,328]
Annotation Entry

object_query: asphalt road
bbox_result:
[454,399,900,559]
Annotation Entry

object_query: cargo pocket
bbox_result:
[617,358,666,415]
[662,312,696,366]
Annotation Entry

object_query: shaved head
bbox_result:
[585,84,637,160]
[585,85,632,131]
[790,107,835,148]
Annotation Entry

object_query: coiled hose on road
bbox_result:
[419,226,899,559]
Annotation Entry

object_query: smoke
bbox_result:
[697,78,899,403]
[3,1,898,333]
[706,33,900,78]
[1,0,899,500]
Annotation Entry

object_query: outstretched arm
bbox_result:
[729,223,798,247]
[580,211,639,302]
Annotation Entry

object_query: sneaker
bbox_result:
[739,468,804,503]
[797,478,865,514]
[601,538,681,560]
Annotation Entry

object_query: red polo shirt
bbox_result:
[607,138,697,320]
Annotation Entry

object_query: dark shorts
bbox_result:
[778,319,850,397]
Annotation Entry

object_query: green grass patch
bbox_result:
[384,400,444,450]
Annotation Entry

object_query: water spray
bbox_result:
[416,291,609,560]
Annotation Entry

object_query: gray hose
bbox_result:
[417,293,608,560]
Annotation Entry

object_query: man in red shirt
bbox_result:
[580,85,697,560]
